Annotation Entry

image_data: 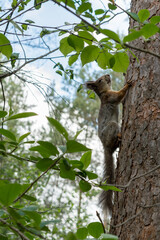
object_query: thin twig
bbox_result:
[14,154,64,202]
[51,0,99,32]
[124,43,160,59]
[0,218,30,240]
[0,47,59,80]
[4,0,24,35]
[96,211,106,233]
[111,202,160,228]
[123,164,160,188]
[0,0,49,27]
[15,29,27,61]
[0,80,6,130]
[17,223,46,239]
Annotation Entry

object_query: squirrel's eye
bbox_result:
[99,79,102,83]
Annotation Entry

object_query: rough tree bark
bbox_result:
[110,1,160,239]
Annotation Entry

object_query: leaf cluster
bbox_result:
[0,109,121,239]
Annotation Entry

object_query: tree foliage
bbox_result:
[0,0,160,239]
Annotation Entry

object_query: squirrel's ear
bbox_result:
[105,74,111,84]
[85,81,96,90]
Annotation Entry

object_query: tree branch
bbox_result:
[110,202,160,228]
[123,164,160,188]
[0,47,59,80]
[0,218,30,240]
[0,0,49,27]
[14,154,64,202]
[0,80,6,130]
[124,43,160,59]
[4,0,24,35]
[96,211,106,233]
[51,0,99,32]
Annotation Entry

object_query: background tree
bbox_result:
[110,1,160,239]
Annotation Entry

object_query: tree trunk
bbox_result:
[110,1,160,239]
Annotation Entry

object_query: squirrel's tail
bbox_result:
[99,147,114,216]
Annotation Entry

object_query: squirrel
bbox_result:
[85,74,131,216]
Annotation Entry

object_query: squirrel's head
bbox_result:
[85,74,111,97]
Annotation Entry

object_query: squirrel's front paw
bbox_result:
[126,79,133,86]
[117,133,122,142]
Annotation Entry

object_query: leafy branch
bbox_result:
[0,47,59,80]
[0,218,30,240]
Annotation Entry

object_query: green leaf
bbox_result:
[108,3,117,10]
[22,194,37,201]
[34,0,43,9]
[30,146,51,158]
[109,56,115,68]
[77,84,83,93]
[24,211,41,227]
[80,151,91,169]
[10,52,19,68]
[141,23,159,38]
[66,140,90,153]
[56,70,63,76]
[22,205,38,211]
[8,207,22,220]
[0,33,12,59]
[22,24,28,30]
[66,232,77,240]
[77,2,91,13]
[150,16,160,24]
[0,129,16,141]
[25,19,35,24]
[36,158,55,171]
[69,160,83,169]
[73,129,83,139]
[89,92,95,99]
[67,35,84,53]
[40,28,53,37]
[6,112,37,121]
[127,12,140,22]
[112,52,129,72]
[101,29,121,43]
[61,0,76,9]
[40,220,60,228]
[47,117,69,140]
[0,234,8,240]
[68,54,79,66]
[81,45,99,66]
[12,0,17,8]
[10,20,23,34]
[95,9,105,15]
[87,222,104,238]
[85,171,98,180]
[18,132,30,143]
[0,183,22,206]
[0,111,7,118]
[60,37,74,56]
[138,9,150,22]
[123,30,142,43]
[101,233,118,240]
[76,227,88,239]
[78,31,95,45]
[60,160,75,180]
[97,52,112,69]
[79,180,91,192]
[100,185,122,192]
[37,141,59,156]
[0,142,6,152]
